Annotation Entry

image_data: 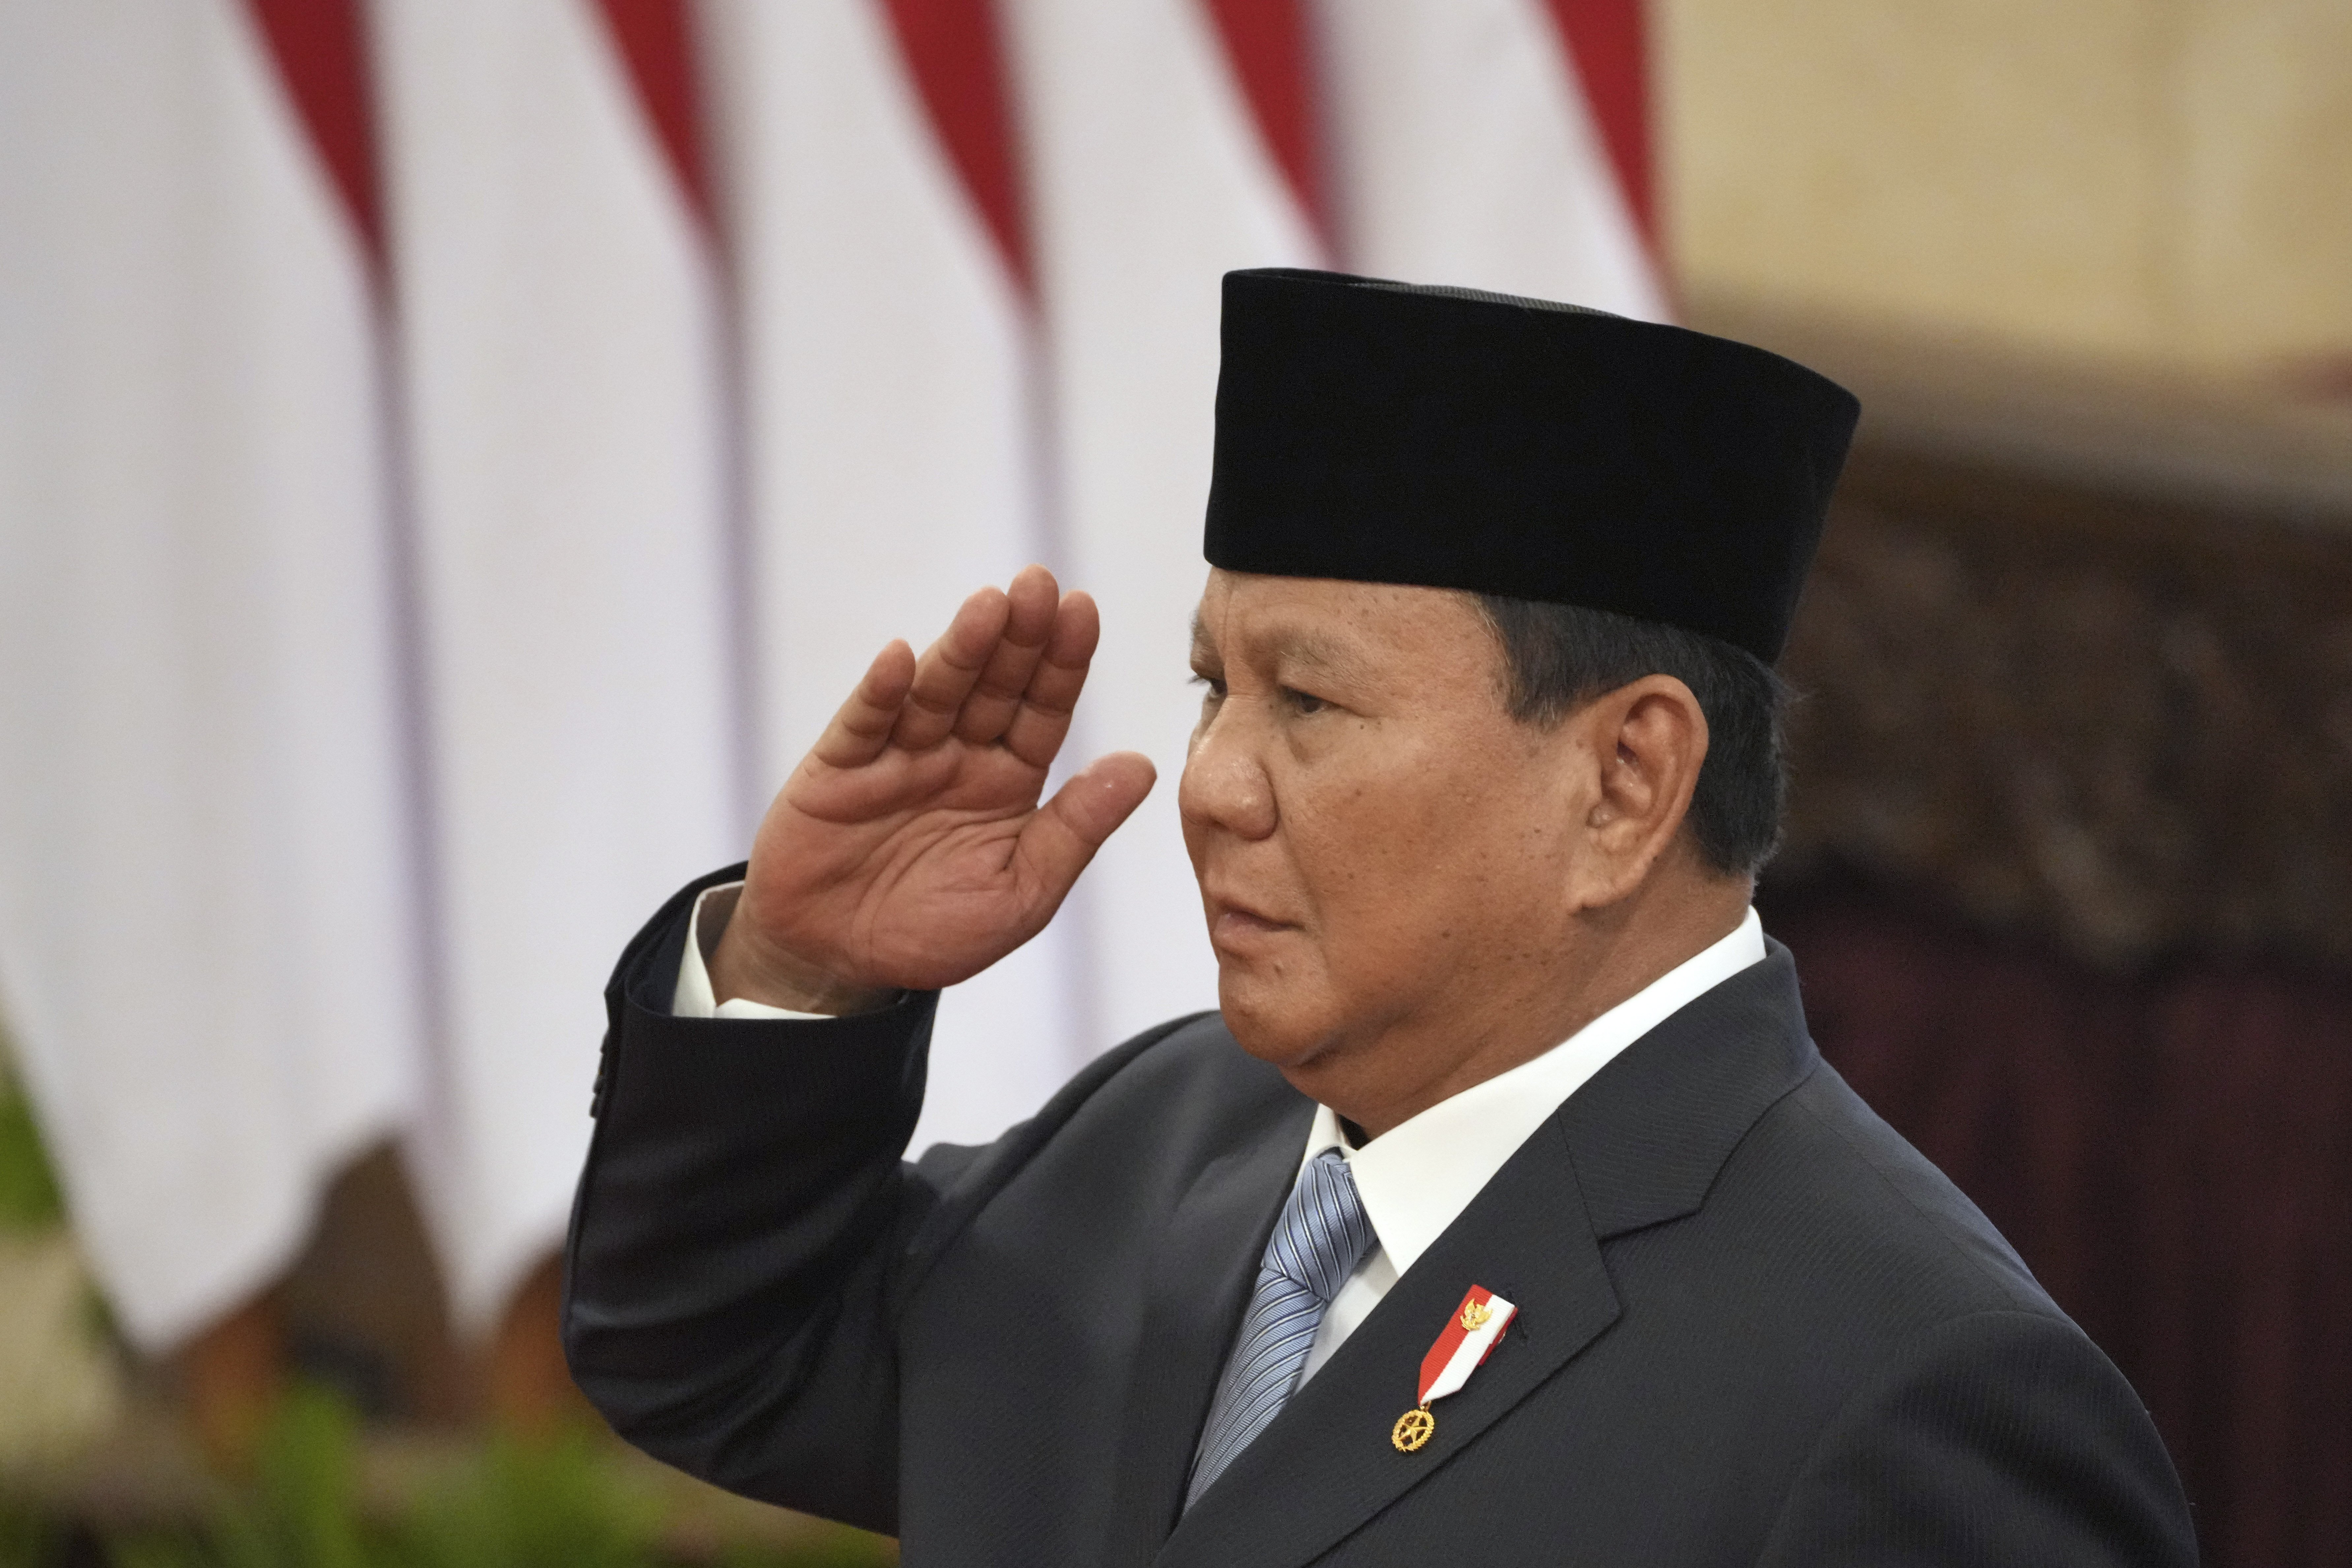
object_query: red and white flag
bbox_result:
[1318,0,1666,317]
[0,0,421,1348]
[366,0,739,1330]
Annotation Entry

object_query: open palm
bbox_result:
[712,565,1155,1008]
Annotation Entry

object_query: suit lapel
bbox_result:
[1557,942,1818,1241]
[1103,1091,1317,1566]
[1153,944,1820,1568]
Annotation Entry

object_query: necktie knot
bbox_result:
[1266,1148,1376,1300]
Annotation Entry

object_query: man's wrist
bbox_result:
[703,885,898,1016]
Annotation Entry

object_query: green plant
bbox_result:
[85,1382,889,1568]
[91,1386,894,1568]
[714,1537,896,1568]
[220,1387,375,1568]
[390,1430,659,1568]
[0,1039,65,1233]
[0,1497,64,1568]
[105,1385,371,1568]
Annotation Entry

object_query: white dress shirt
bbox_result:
[672,887,1767,1379]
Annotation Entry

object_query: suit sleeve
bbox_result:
[560,868,968,1535]
[1756,1308,2198,1566]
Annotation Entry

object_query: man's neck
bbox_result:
[1301,875,1753,1139]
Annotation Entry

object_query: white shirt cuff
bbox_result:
[671,882,835,1022]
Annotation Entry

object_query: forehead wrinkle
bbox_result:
[1233,618,1383,689]
[1268,629,1363,678]
[1191,582,1392,685]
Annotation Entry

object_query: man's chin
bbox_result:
[1214,975,1332,1069]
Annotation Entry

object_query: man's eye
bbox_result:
[1281,686,1328,715]
[1191,674,1227,700]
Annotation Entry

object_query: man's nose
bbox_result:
[1179,702,1277,841]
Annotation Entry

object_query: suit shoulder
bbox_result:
[1758,1306,2197,1565]
[1700,1057,2058,1328]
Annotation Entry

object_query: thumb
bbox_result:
[1015,751,1157,904]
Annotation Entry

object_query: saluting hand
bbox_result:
[709,565,1155,1012]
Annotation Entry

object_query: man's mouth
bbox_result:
[1205,893,1296,952]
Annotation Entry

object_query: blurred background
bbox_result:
[1,1,2347,1564]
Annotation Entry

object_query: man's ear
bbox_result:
[1563,674,1709,911]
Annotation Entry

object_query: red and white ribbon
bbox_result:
[1419,1285,1518,1406]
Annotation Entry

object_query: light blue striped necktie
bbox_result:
[1186,1147,1378,1509]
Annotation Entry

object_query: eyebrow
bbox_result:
[1190,609,1373,682]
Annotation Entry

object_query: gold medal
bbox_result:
[1391,1404,1435,1452]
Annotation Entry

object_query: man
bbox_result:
[564,270,2195,1565]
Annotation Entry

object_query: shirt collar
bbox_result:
[1302,907,1766,1276]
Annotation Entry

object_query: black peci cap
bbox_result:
[1201,268,1861,665]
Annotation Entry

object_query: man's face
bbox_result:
[1180,568,1598,1085]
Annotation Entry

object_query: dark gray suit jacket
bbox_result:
[564,868,2196,1565]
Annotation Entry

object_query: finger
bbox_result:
[1013,751,1157,911]
[954,565,1060,745]
[891,586,1010,751]
[809,639,917,768]
[1003,590,1103,770]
